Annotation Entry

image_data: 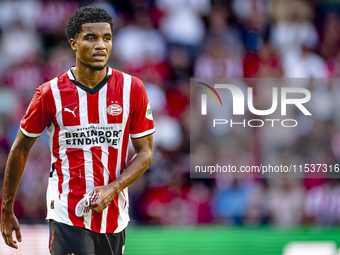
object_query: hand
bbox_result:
[1,211,22,249]
[89,184,119,213]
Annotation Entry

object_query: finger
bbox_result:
[89,202,98,208]
[5,234,18,249]
[89,201,103,212]
[91,206,103,213]
[2,232,8,246]
[15,227,22,242]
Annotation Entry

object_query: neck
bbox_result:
[73,62,107,89]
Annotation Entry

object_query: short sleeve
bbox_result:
[20,87,50,137]
[129,77,155,139]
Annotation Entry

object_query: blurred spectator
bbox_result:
[243,41,283,77]
[305,179,340,225]
[36,0,79,35]
[246,179,271,225]
[114,8,166,71]
[156,0,211,51]
[269,179,304,226]
[320,12,340,77]
[194,37,243,78]
[0,0,40,31]
[167,46,192,81]
[271,1,319,57]
[213,179,252,225]
[232,0,271,24]
[282,45,329,78]
[0,21,42,68]
[204,7,243,57]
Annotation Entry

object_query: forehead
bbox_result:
[80,22,112,35]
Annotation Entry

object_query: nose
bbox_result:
[95,38,105,50]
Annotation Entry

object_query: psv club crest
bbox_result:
[106,104,123,116]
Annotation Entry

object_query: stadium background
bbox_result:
[1,0,340,254]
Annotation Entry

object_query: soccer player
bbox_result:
[1,6,155,255]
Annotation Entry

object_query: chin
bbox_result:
[81,60,107,71]
[88,64,106,71]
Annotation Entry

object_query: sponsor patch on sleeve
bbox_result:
[145,103,153,120]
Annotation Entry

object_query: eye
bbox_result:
[86,37,94,41]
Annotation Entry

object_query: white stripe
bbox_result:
[99,83,110,233]
[115,73,131,179]
[108,67,112,76]
[50,77,72,225]
[46,124,57,220]
[116,187,130,233]
[51,78,63,127]
[100,144,109,232]
[67,69,75,80]
[83,149,94,229]
[76,86,88,126]
[76,84,89,227]
[20,127,42,137]
[101,207,108,233]
[59,148,72,225]
[99,83,108,125]
[98,84,110,187]
[130,128,155,139]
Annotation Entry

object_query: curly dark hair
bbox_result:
[66,6,114,41]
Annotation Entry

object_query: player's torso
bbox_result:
[45,68,132,232]
[52,69,127,142]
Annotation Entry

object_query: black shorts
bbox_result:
[48,220,125,255]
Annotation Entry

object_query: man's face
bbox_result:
[70,22,112,71]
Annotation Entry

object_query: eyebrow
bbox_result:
[83,32,112,37]
[84,33,96,38]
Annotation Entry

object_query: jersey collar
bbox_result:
[67,66,112,95]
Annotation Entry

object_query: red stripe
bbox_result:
[59,74,80,126]
[66,148,86,228]
[106,196,119,233]
[90,147,104,232]
[105,146,119,232]
[87,93,99,124]
[43,81,59,160]
[108,147,118,182]
[119,120,131,175]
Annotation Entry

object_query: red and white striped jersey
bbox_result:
[20,67,155,233]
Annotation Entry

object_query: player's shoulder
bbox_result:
[109,67,145,90]
[130,75,144,94]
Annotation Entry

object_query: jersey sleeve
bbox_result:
[129,77,155,139]
[20,86,50,137]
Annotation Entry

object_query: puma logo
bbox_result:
[64,106,77,117]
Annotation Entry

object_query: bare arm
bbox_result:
[1,130,37,249]
[90,134,153,212]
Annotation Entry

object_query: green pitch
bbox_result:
[126,225,340,255]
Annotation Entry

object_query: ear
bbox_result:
[70,38,77,51]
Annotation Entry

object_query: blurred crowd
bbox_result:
[1,0,340,227]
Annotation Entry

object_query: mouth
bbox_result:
[93,52,106,61]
